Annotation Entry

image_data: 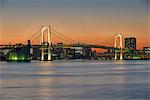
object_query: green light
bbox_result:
[8,52,18,61]
[12,56,18,60]
[21,56,25,60]
[7,51,29,61]
[19,54,26,61]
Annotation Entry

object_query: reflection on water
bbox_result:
[0,60,150,100]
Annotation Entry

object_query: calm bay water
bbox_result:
[0,60,149,100]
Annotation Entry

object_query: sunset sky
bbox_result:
[0,0,149,49]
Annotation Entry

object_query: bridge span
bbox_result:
[0,26,125,61]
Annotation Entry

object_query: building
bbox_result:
[143,47,150,55]
[124,37,136,50]
[6,43,31,61]
[143,47,150,59]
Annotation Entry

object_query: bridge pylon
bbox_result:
[114,33,123,60]
[40,26,52,61]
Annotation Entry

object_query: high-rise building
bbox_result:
[124,37,136,50]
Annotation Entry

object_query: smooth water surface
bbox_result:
[0,60,150,100]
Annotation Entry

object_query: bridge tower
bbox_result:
[40,26,52,61]
[114,33,123,60]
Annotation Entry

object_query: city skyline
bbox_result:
[0,0,150,49]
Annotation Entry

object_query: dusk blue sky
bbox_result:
[0,0,149,48]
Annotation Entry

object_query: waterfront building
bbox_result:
[6,43,31,61]
[143,47,150,55]
[143,47,150,59]
[124,37,136,50]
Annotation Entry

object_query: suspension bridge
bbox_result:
[0,25,127,61]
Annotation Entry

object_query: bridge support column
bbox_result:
[114,33,123,60]
[48,47,51,61]
[115,51,117,60]
[40,47,52,61]
[120,51,123,60]
[40,26,52,61]
[41,48,44,61]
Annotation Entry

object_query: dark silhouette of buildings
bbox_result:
[124,37,136,50]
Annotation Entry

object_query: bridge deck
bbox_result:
[0,44,120,50]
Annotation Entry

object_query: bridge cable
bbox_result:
[52,28,85,44]
[51,32,75,44]
[23,26,42,44]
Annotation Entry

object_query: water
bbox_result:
[0,60,149,100]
